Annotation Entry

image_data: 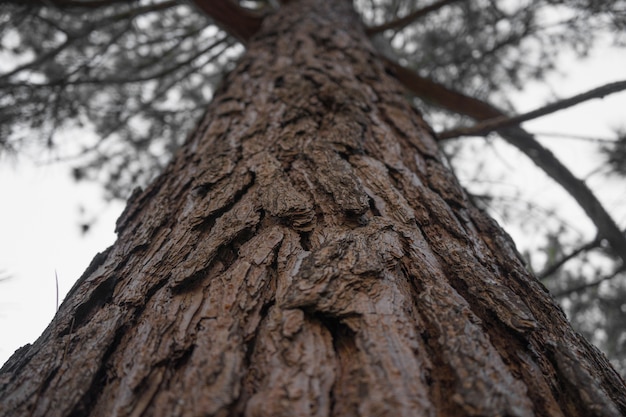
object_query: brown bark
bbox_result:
[1,1,625,416]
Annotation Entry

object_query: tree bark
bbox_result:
[1,1,625,416]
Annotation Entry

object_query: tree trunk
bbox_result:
[1,1,625,416]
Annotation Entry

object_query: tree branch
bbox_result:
[439,80,626,139]
[366,0,464,35]
[553,264,626,298]
[189,0,263,43]
[385,58,626,266]
[538,236,602,280]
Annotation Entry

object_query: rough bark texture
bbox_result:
[1,1,625,416]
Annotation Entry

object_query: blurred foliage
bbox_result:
[601,129,626,177]
[0,0,625,373]
[0,0,242,199]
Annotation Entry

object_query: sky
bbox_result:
[1,41,625,367]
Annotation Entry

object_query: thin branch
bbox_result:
[366,0,464,35]
[0,34,76,83]
[385,58,626,267]
[98,0,180,23]
[18,31,228,88]
[553,264,626,298]
[41,34,228,87]
[69,38,233,160]
[0,0,180,84]
[439,80,626,139]
[538,236,603,280]
[532,131,616,144]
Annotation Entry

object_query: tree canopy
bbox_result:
[1,0,625,373]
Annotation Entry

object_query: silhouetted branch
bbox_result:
[531,131,616,143]
[366,0,464,35]
[439,80,626,139]
[538,237,602,280]
[10,33,228,88]
[385,58,626,266]
[553,264,626,298]
[75,37,233,158]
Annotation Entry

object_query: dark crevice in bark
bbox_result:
[443,264,520,338]
[416,319,464,417]
[139,275,171,312]
[191,173,255,233]
[237,301,275,415]
[215,242,239,269]
[66,324,128,417]
[71,275,117,331]
[60,246,114,309]
[432,257,564,414]
[380,110,409,140]
[367,195,381,217]
[385,164,408,192]
[330,149,350,163]
[481,310,562,417]
[298,230,313,251]
[312,312,356,344]
[546,339,625,416]
[308,310,357,415]
[190,183,213,199]
[172,225,259,293]
[170,258,214,294]
[402,260,469,417]
[170,345,195,370]
[543,345,592,417]
[328,380,338,417]
[344,211,372,228]
[27,367,61,416]
[278,110,313,129]
[245,302,274,361]
[126,243,151,259]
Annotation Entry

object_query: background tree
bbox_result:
[0,0,626,415]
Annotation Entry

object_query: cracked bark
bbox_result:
[1,1,625,416]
